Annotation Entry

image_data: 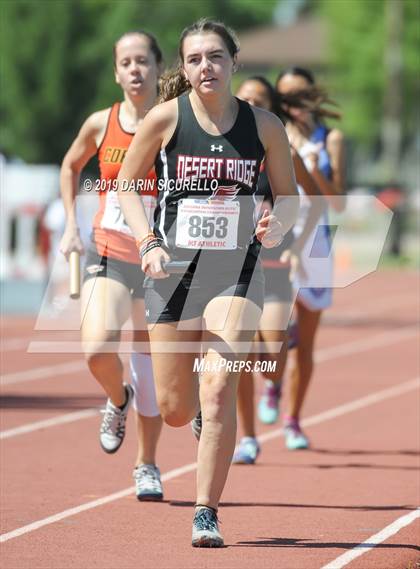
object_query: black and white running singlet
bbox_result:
[153,93,265,261]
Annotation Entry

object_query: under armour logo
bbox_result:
[210,145,223,152]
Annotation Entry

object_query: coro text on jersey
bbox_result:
[103,147,128,164]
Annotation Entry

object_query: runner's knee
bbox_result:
[200,377,236,421]
[155,388,195,426]
[82,334,119,370]
[159,403,195,427]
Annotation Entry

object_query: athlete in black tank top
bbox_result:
[117,20,299,548]
[153,93,265,260]
[141,91,267,324]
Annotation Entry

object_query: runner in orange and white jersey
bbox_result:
[60,31,164,501]
[93,101,157,264]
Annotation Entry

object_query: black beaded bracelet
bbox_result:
[139,235,162,254]
[140,239,162,258]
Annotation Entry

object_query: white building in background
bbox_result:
[1,161,97,281]
[1,161,98,313]
[1,162,60,280]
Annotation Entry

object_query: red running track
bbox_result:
[0,269,419,568]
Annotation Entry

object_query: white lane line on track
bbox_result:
[0,338,31,352]
[1,324,418,387]
[321,508,420,569]
[325,293,419,323]
[257,377,420,445]
[0,409,99,440]
[1,289,415,354]
[332,287,419,313]
[1,360,87,386]
[315,326,418,363]
[0,461,198,544]
[1,327,418,440]
[0,376,418,544]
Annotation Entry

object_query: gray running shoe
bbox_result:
[192,507,224,548]
[133,464,163,501]
[190,410,202,441]
[100,383,134,454]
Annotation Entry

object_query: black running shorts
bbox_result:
[264,267,292,303]
[144,251,265,323]
[83,246,145,299]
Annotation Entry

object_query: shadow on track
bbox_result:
[170,500,418,513]
[232,537,420,551]
[0,393,103,410]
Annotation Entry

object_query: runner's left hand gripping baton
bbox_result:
[69,251,81,299]
[162,260,196,275]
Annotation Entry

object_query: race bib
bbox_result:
[176,199,240,250]
[101,191,155,235]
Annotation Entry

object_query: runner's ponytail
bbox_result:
[159,66,191,102]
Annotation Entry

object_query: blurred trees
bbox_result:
[319,0,419,159]
[2,0,418,174]
[0,0,276,164]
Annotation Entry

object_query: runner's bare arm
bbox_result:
[292,148,326,251]
[293,150,320,197]
[253,109,300,245]
[60,109,109,257]
[311,129,346,212]
[117,101,177,241]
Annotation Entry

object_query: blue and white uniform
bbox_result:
[293,125,333,311]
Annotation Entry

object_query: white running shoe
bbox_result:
[133,464,163,501]
[232,436,261,465]
[100,383,134,454]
